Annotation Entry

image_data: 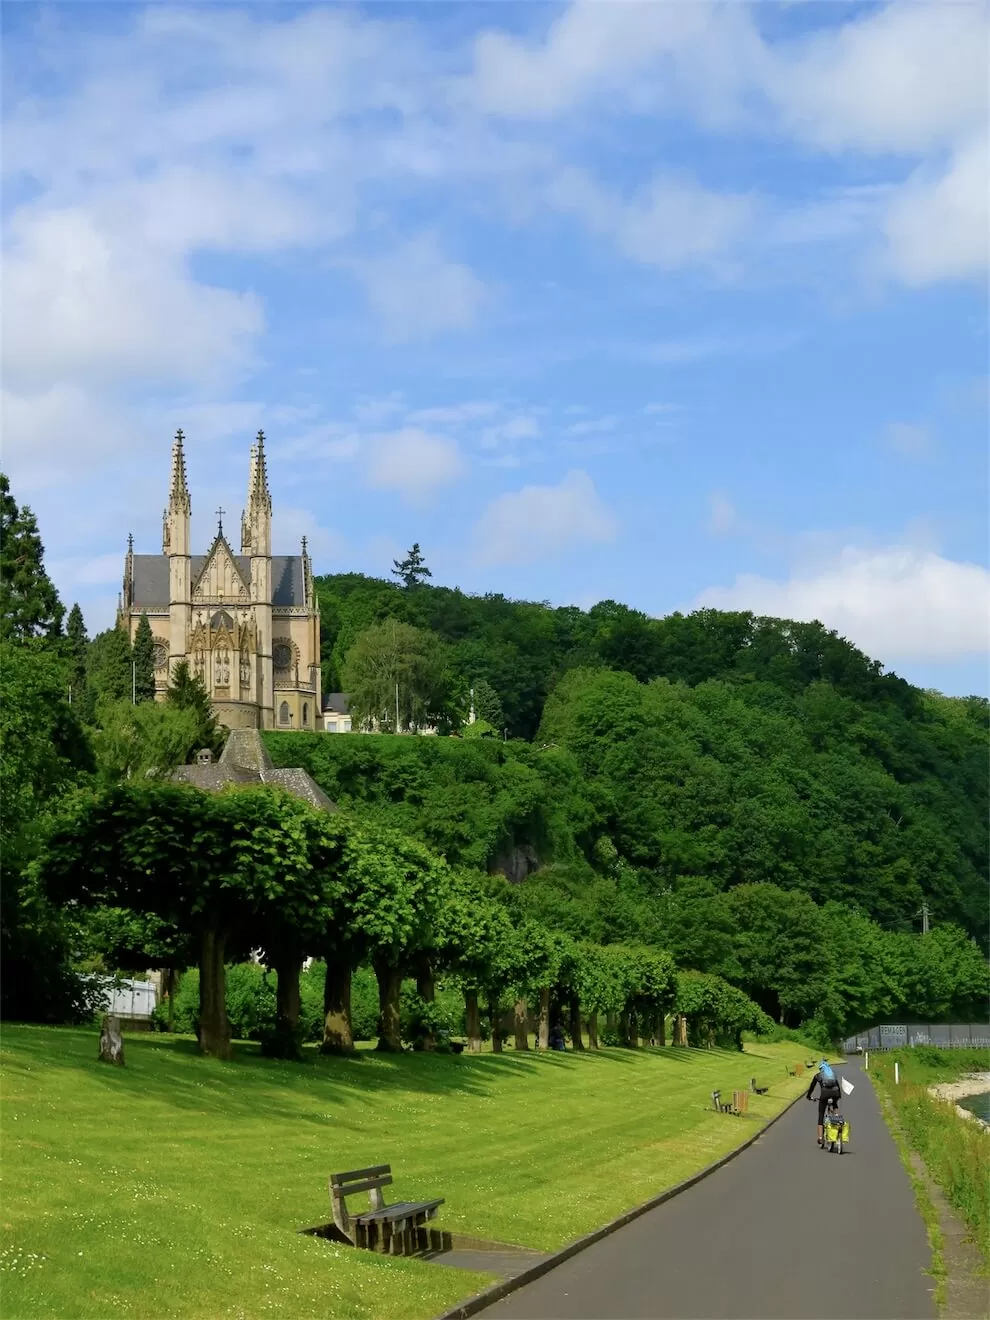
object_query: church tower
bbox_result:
[242,431,275,728]
[163,429,191,672]
[121,429,321,733]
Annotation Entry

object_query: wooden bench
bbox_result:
[711,1089,749,1115]
[751,1076,769,1095]
[329,1164,444,1256]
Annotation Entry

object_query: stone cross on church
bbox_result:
[118,430,321,732]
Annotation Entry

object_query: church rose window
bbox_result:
[273,642,292,671]
[152,643,169,671]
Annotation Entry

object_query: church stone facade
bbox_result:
[119,429,321,732]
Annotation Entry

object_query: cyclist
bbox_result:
[806,1059,842,1146]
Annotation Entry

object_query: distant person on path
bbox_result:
[806,1059,842,1146]
[549,1021,566,1051]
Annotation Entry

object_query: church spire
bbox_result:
[241,430,272,556]
[163,429,191,555]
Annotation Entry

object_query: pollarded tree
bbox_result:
[435,872,518,1052]
[37,783,337,1058]
[0,473,65,641]
[340,823,452,1051]
[132,613,157,704]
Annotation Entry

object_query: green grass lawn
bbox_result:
[1,1026,812,1320]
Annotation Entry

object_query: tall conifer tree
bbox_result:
[0,473,65,641]
[65,603,89,708]
[87,627,133,705]
[133,613,157,703]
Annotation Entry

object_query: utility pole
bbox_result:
[132,661,136,705]
[916,901,931,934]
[395,681,400,735]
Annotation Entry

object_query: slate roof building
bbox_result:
[119,430,321,732]
[173,730,336,812]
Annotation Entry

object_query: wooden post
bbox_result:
[894,1061,899,1085]
[513,998,530,1050]
[464,988,482,1053]
[99,1015,124,1065]
[537,988,550,1049]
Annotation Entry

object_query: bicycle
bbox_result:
[822,1099,848,1154]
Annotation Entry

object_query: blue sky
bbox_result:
[3,1,988,694]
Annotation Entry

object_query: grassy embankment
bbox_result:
[2,1025,812,1320]
[870,1046,990,1270]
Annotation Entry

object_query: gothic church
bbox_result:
[119,430,321,731]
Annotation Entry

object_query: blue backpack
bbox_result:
[819,1061,836,1084]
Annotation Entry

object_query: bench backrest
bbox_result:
[329,1165,392,1238]
[330,1165,393,1198]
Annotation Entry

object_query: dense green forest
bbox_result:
[2,471,986,1048]
[313,571,988,943]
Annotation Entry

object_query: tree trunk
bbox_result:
[513,998,530,1050]
[489,995,503,1053]
[674,1013,688,1047]
[373,958,403,1052]
[537,987,550,1049]
[620,1009,636,1048]
[464,988,482,1053]
[165,967,176,1034]
[197,925,231,1059]
[658,1010,666,1047]
[321,958,354,1054]
[606,1010,618,1042]
[416,957,436,1052]
[587,1010,600,1049]
[568,994,585,1051]
[264,951,303,1058]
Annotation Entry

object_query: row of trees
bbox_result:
[35,780,770,1058]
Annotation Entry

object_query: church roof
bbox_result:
[131,554,306,607]
[172,728,337,813]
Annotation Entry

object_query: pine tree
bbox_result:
[133,613,157,703]
[87,626,134,706]
[0,472,65,641]
[473,677,505,730]
[391,543,432,589]
[65,603,89,708]
[167,659,224,756]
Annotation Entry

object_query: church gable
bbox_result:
[191,536,250,604]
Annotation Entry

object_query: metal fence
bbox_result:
[843,1023,990,1053]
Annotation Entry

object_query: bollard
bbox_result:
[894,1061,899,1084]
[864,1050,869,1071]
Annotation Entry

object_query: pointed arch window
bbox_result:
[278,702,291,726]
[302,702,309,726]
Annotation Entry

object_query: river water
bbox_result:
[956,1090,990,1123]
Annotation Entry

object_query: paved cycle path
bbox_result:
[481,1059,935,1320]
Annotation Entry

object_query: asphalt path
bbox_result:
[480,1059,936,1320]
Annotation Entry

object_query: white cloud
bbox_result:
[366,427,465,500]
[2,207,263,392]
[410,401,499,425]
[707,491,740,536]
[884,136,990,285]
[479,416,541,450]
[351,234,488,343]
[695,545,990,661]
[545,167,754,270]
[566,416,617,437]
[273,507,348,566]
[883,421,935,460]
[768,3,989,155]
[474,469,616,565]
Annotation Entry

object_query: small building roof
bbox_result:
[172,728,336,812]
[323,693,351,714]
